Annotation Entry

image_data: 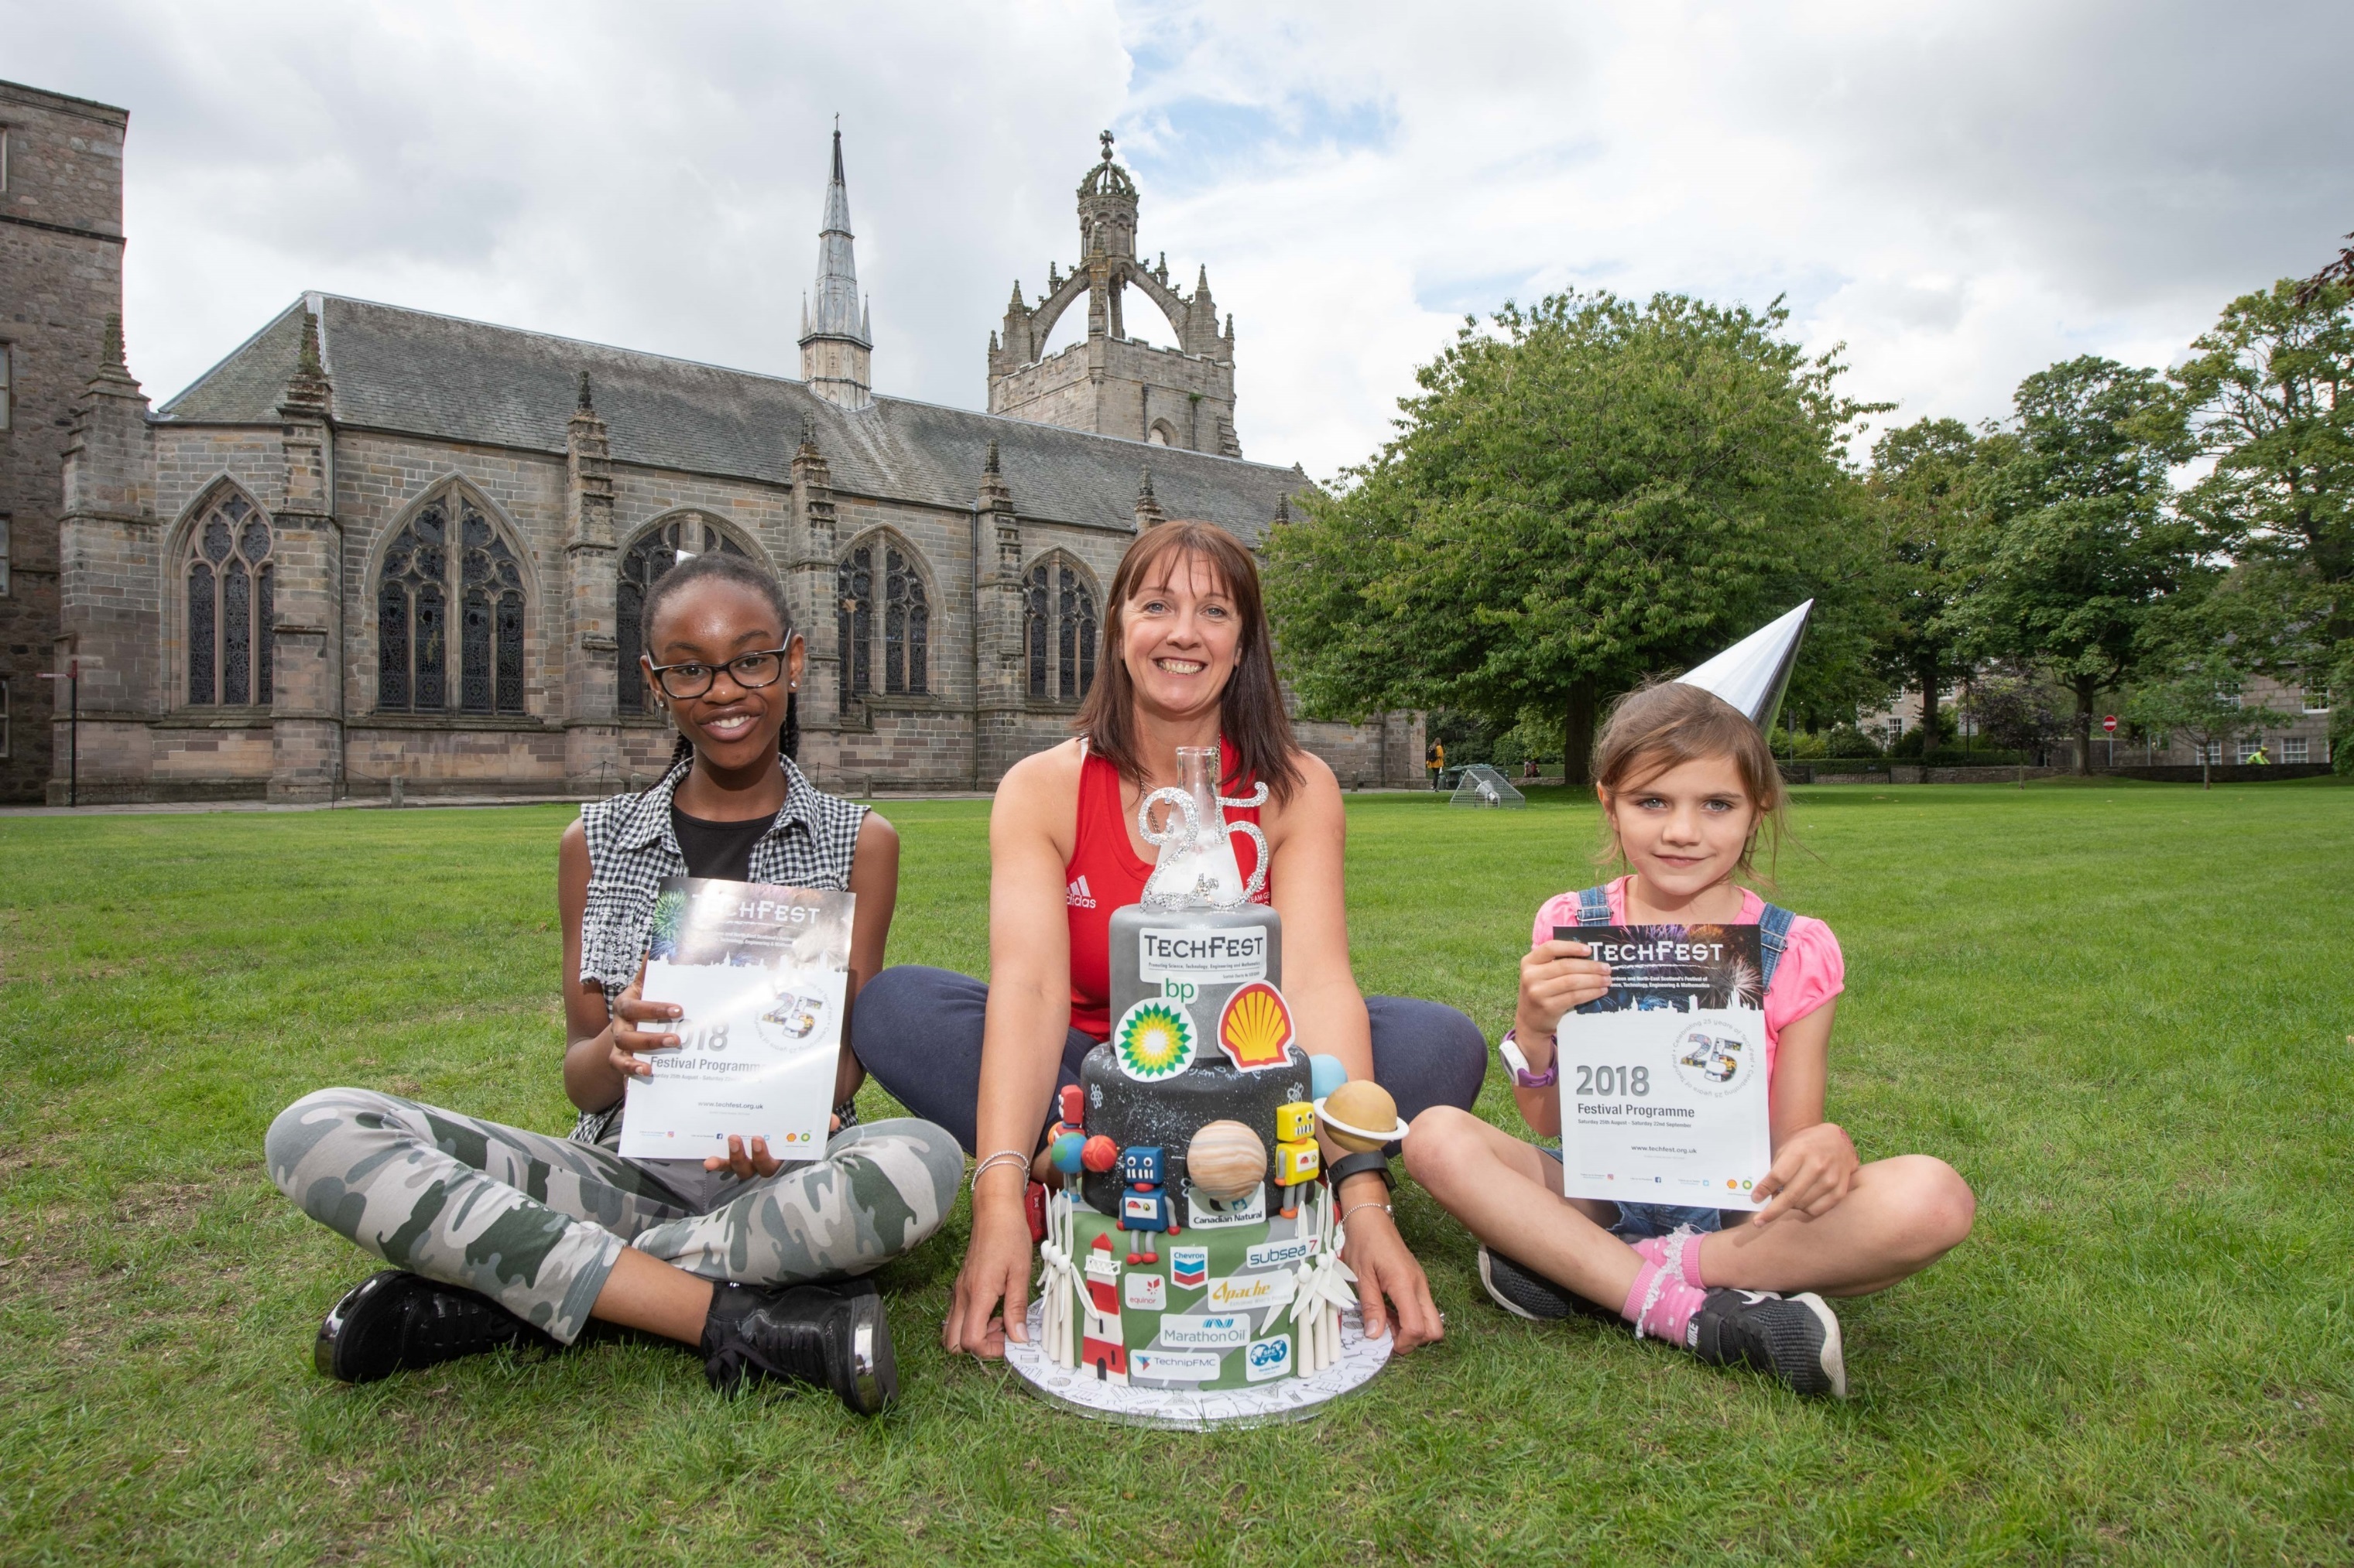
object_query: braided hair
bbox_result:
[640,553,800,787]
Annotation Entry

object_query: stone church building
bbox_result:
[33,115,1420,802]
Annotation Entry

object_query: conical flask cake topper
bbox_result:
[1139,746,1269,910]
[1675,599,1812,734]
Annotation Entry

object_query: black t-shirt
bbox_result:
[670,804,773,883]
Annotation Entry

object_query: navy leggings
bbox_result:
[851,964,1489,1154]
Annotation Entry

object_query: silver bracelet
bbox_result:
[1339,1200,1393,1232]
[969,1149,1033,1193]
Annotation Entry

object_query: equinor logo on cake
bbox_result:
[1203,1272,1295,1311]
[1160,1313,1250,1349]
[1139,928,1269,984]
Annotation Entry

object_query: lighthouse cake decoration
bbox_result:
[1006,745,1402,1422]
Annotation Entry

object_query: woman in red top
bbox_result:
[854,522,1485,1361]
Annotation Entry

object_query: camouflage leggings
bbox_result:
[266,1088,963,1344]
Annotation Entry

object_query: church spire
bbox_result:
[800,120,873,409]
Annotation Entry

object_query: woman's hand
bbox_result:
[1517,939,1612,1039]
[944,1192,1033,1358]
[1340,1199,1443,1351]
[605,967,680,1080]
[1748,1121,1859,1226]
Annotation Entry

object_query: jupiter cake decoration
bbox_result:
[1003,746,1397,1427]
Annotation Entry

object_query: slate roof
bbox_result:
[157,295,1310,537]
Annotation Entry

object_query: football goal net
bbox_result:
[1448,764,1526,808]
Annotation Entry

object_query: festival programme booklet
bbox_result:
[618,877,853,1162]
[1552,923,1773,1211]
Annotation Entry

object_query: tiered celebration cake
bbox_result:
[1029,749,1395,1395]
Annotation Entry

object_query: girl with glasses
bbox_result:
[266,553,960,1412]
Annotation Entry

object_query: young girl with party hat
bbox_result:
[1405,678,1975,1398]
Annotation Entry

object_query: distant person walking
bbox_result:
[1429,740,1446,789]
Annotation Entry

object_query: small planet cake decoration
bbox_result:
[1316,1080,1409,1152]
[1184,1118,1268,1200]
[1215,981,1295,1072]
[1112,998,1197,1081]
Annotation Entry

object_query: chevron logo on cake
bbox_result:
[1170,1246,1208,1289]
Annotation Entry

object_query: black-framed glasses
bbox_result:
[646,648,790,700]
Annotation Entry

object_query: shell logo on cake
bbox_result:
[1216,981,1294,1072]
[1113,999,1197,1081]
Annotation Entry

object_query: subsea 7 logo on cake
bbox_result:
[1170,1246,1208,1290]
[1245,1333,1294,1381]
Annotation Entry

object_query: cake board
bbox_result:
[1002,1296,1393,1430]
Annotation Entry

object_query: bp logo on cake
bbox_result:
[1113,998,1198,1082]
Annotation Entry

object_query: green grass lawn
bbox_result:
[2,779,2350,1565]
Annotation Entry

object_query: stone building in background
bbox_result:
[38,119,1421,802]
[0,81,129,802]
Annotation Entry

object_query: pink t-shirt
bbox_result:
[1530,875,1844,1080]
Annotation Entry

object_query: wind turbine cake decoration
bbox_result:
[1673,599,1813,734]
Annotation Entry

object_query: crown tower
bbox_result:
[987,132,1239,456]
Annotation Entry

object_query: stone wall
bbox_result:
[988,335,1235,453]
[1,80,128,801]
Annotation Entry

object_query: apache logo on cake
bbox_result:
[1203,1272,1295,1311]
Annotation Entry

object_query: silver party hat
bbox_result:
[1674,600,1811,732]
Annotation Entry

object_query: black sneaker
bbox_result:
[1479,1244,1597,1321]
[314,1270,555,1384]
[701,1276,896,1415]
[1689,1288,1847,1399]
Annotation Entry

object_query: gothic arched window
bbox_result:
[885,547,929,695]
[617,514,749,712]
[838,536,930,710]
[836,545,872,712]
[376,491,527,714]
[184,493,273,706]
[1025,556,1097,702]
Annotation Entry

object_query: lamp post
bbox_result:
[36,658,78,808]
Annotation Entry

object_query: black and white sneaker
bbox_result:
[701,1276,897,1415]
[314,1270,556,1384]
[1478,1245,1614,1323]
[1689,1288,1846,1399]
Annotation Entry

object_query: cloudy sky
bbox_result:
[12,0,2349,478]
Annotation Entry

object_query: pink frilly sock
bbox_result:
[1632,1230,1708,1289]
[1620,1260,1708,1347]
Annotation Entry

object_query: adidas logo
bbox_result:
[1066,875,1098,909]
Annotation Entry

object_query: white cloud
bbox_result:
[7,0,2345,482]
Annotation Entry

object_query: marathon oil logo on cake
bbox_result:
[1158,1313,1250,1351]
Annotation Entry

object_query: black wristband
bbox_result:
[1326,1150,1394,1193]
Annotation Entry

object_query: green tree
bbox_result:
[2169,277,2354,765]
[1864,416,1984,754]
[1952,357,2204,774]
[1263,291,1886,785]
[1959,671,2065,788]
[2126,650,2297,789]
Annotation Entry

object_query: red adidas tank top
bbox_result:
[1064,742,1268,1041]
